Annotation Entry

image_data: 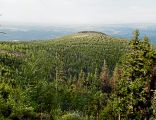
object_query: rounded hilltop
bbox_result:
[52,30,126,44]
[66,31,110,39]
[77,31,108,36]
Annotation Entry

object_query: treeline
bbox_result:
[0,31,156,120]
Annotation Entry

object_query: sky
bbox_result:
[0,0,156,25]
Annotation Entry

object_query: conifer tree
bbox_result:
[77,69,85,88]
[93,67,100,90]
[111,65,121,91]
[100,60,111,93]
[116,30,156,119]
[152,88,156,118]
[55,53,65,82]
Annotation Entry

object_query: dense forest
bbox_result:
[0,30,156,120]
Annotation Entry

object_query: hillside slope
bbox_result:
[0,31,156,119]
[0,32,127,82]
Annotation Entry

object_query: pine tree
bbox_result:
[100,60,109,82]
[116,30,156,119]
[55,52,65,82]
[111,65,122,91]
[152,89,156,118]
[77,69,85,89]
[93,67,100,90]
[100,60,111,93]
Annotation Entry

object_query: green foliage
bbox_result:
[26,81,58,113]
[0,31,155,119]
[0,83,34,119]
[115,30,156,119]
[151,91,156,118]
[61,112,82,120]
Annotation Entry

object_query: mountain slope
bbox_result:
[0,32,127,81]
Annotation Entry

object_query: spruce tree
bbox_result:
[77,69,85,88]
[116,30,156,119]
[100,60,111,93]
[111,65,121,91]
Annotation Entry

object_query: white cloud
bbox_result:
[0,0,156,25]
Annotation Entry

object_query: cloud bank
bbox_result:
[0,0,156,25]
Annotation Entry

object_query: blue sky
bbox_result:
[0,0,156,25]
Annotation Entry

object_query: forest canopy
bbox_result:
[0,31,156,120]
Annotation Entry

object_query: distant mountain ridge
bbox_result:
[0,24,156,43]
[78,31,108,36]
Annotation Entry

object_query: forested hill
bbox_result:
[0,31,127,80]
[1,31,155,119]
[42,31,127,75]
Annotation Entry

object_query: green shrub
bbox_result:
[61,112,82,120]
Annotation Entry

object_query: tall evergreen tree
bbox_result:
[111,65,122,91]
[77,69,85,88]
[115,30,156,119]
[100,60,111,93]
